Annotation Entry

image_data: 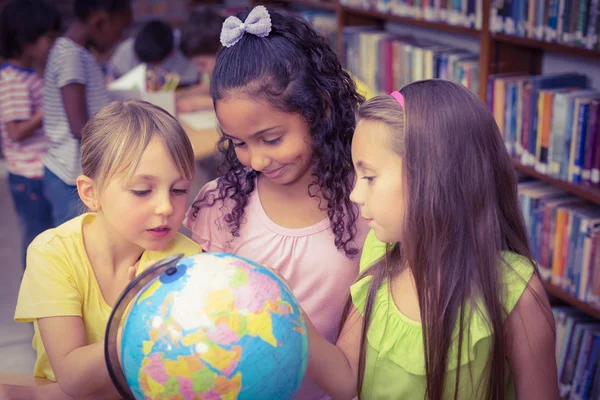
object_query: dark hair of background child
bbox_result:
[134,20,174,64]
[74,0,132,21]
[0,0,61,59]
[179,7,225,57]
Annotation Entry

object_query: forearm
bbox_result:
[7,113,43,141]
[56,341,119,399]
[306,317,357,400]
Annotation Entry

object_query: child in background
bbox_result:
[176,7,225,112]
[109,20,200,87]
[307,80,559,399]
[7,100,200,400]
[43,0,132,227]
[0,0,61,268]
[184,6,368,400]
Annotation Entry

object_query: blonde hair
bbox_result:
[81,100,195,190]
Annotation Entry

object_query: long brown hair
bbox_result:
[353,80,538,399]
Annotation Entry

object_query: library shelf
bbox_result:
[544,282,600,320]
[342,6,480,37]
[493,34,600,60]
[511,159,600,206]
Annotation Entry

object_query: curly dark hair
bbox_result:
[189,6,364,257]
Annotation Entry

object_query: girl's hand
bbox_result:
[0,384,34,400]
[0,383,74,400]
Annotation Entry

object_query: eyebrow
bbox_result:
[129,175,186,183]
[221,125,282,141]
[355,160,376,170]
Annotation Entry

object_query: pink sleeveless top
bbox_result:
[184,179,368,400]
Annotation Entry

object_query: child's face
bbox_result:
[215,96,313,187]
[191,55,216,76]
[95,137,192,252]
[350,119,406,243]
[27,33,57,70]
[89,11,131,53]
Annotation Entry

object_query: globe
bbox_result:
[105,252,308,400]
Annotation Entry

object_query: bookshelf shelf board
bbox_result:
[493,34,600,59]
[341,7,480,37]
[543,283,600,320]
[511,159,600,206]
[277,0,340,11]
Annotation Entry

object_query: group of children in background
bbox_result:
[0,0,223,271]
[0,1,561,399]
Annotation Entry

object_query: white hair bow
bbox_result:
[220,5,272,48]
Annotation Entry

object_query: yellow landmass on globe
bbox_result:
[215,372,242,400]
[163,356,194,377]
[202,343,242,373]
[213,312,244,334]
[136,280,162,304]
[205,288,235,313]
[141,374,166,399]
[181,330,207,347]
[143,340,153,355]
[246,312,276,347]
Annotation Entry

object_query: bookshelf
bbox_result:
[255,0,600,322]
[511,160,600,206]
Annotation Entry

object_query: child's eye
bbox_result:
[172,188,189,196]
[263,137,281,145]
[362,176,375,183]
[231,140,246,148]
[131,190,151,197]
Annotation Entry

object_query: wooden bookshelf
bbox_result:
[341,7,480,37]
[493,34,600,60]
[511,159,600,206]
[544,282,600,320]
[274,0,340,11]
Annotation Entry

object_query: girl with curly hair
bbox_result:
[183,5,368,399]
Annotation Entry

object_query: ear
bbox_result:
[77,175,100,211]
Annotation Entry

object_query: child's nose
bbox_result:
[155,193,174,216]
[250,152,270,172]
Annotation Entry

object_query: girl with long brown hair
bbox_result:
[306,80,559,399]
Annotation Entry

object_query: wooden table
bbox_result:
[0,372,51,386]
[182,125,220,161]
[178,115,221,161]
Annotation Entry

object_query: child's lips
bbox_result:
[147,226,171,238]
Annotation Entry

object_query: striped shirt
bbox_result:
[43,37,110,185]
[0,64,48,178]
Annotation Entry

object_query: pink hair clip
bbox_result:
[390,91,404,109]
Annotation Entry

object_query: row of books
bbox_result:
[340,0,483,29]
[297,10,338,50]
[554,306,600,399]
[518,181,600,307]
[491,0,600,50]
[343,27,479,95]
[488,72,600,185]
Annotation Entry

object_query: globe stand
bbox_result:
[104,253,185,400]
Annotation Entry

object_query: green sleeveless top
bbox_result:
[351,230,535,399]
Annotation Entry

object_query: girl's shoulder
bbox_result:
[498,251,536,314]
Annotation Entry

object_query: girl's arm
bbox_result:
[0,382,120,400]
[37,316,120,399]
[60,83,88,139]
[306,305,364,400]
[506,275,560,399]
[5,111,43,141]
[35,267,137,399]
